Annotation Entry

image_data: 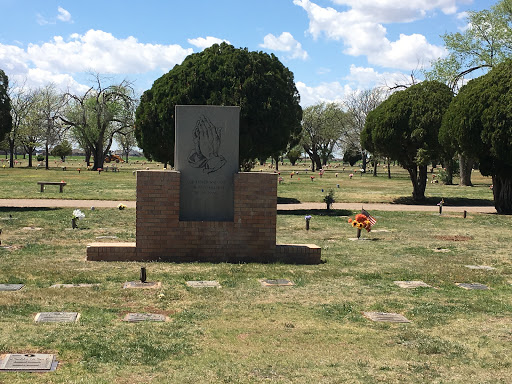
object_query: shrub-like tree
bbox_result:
[135,43,302,169]
[441,59,512,214]
[361,81,453,201]
[0,70,12,158]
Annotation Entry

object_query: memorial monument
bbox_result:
[87,105,321,264]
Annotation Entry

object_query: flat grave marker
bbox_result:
[259,279,294,287]
[50,283,99,288]
[123,281,161,289]
[0,354,56,372]
[122,313,168,322]
[95,236,118,239]
[363,312,411,323]
[34,312,80,323]
[186,280,222,288]
[465,265,496,271]
[22,227,42,231]
[433,247,451,253]
[394,281,432,289]
[456,283,489,290]
[0,284,24,291]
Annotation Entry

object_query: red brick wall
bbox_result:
[135,171,277,262]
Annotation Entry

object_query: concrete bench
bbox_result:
[37,181,67,193]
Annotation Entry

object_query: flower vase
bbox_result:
[357,228,361,239]
[306,220,310,231]
[71,218,78,229]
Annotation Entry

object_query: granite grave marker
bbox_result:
[175,105,240,221]
[0,354,56,372]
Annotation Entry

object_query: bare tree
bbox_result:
[62,75,135,170]
[7,79,34,168]
[344,88,385,173]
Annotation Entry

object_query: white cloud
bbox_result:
[293,0,451,70]
[328,0,462,22]
[187,36,230,49]
[57,7,73,23]
[25,30,192,74]
[260,32,309,60]
[345,65,409,89]
[0,29,194,92]
[296,81,353,106]
[37,6,73,25]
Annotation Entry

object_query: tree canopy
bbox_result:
[0,70,11,146]
[361,81,453,201]
[63,77,135,170]
[441,59,512,214]
[300,102,348,171]
[135,43,302,168]
[426,0,512,90]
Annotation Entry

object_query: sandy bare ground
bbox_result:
[0,199,496,214]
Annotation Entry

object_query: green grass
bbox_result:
[0,158,494,205]
[0,206,511,383]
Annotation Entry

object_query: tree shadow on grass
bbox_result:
[277,209,352,217]
[277,197,301,204]
[392,196,494,206]
[0,207,60,213]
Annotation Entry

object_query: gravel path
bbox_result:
[0,199,496,213]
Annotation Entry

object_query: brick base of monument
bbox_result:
[86,170,321,264]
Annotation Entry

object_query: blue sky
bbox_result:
[0,0,496,106]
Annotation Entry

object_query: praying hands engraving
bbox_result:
[187,115,226,174]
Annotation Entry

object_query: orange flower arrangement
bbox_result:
[348,213,372,232]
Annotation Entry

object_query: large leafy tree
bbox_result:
[135,43,302,169]
[300,102,348,171]
[0,70,12,161]
[426,0,512,185]
[441,59,512,214]
[361,81,453,201]
[63,76,135,170]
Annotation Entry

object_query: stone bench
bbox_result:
[37,181,66,193]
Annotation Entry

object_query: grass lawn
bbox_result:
[0,206,510,383]
[0,158,494,205]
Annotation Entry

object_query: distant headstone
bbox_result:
[465,265,496,270]
[186,281,222,288]
[50,283,99,288]
[122,313,167,322]
[456,283,489,290]
[123,281,161,289]
[363,312,410,323]
[175,105,240,221]
[34,312,80,323]
[259,279,294,287]
[0,354,56,372]
[394,281,432,289]
[0,284,24,291]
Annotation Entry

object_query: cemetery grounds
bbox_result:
[0,158,510,383]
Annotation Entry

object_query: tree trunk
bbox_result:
[492,174,512,214]
[372,159,377,177]
[459,154,473,186]
[387,157,391,179]
[45,142,49,170]
[85,148,92,167]
[407,165,427,202]
[27,147,34,168]
[92,146,105,171]
[8,139,14,168]
[443,158,454,185]
[273,156,279,171]
[361,151,367,173]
